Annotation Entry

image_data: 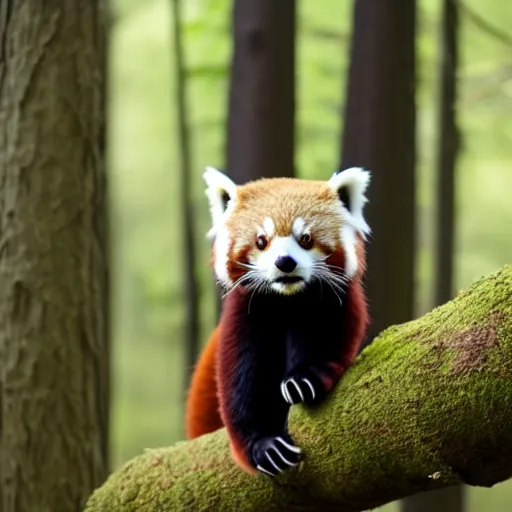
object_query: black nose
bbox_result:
[275,255,297,273]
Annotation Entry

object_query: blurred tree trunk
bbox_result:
[171,0,200,392]
[339,0,417,345]
[402,0,462,511]
[0,1,110,511]
[433,0,460,312]
[226,0,296,182]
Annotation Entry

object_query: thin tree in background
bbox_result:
[171,0,200,389]
[339,0,417,344]
[402,0,462,511]
[0,1,109,510]
[226,0,296,182]
[433,0,460,311]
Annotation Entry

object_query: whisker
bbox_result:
[314,267,347,286]
[312,263,349,286]
[234,260,257,270]
[324,271,348,283]
[323,278,343,307]
[311,273,324,301]
[326,274,349,289]
[222,270,259,298]
[247,289,257,315]
[248,278,268,314]
[317,263,348,278]
[311,261,350,307]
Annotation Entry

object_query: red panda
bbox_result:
[185,167,371,477]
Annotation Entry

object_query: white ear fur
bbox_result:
[328,167,371,238]
[328,167,371,279]
[203,167,238,238]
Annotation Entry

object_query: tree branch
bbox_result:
[85,265,512,512]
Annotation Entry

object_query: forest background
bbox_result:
[108,0,512,510]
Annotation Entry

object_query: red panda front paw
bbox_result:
[281,369,324,405]
[251,434,303,477]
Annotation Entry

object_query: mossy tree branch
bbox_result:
[85,265,512,512]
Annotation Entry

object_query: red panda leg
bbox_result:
[216,290,304,477]
[185,327,224,439]
[281,280,369,407]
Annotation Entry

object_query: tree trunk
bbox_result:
[433,0,460,310]
[226,0,296,183]
[171,0,201,393]
[402,1,462,511]
[84,264,512,511]
[339,0,417,345]
[0,2,109,511]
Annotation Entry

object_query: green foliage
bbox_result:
[109,0,512,509]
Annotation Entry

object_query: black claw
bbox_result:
[265,450,285,473]
[256,462,278,477]
[282,369,324,406]
[284,379,302,404]
[252,435,303,476]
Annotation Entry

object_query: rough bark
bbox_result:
[402,1,462,511]
[339,0,417,345]
[0,2,109,511]
[85,265,512,512]
[226,0,296,182]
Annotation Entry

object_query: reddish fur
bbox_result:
[340,279,369,365]
[324,245,368,375]
[323,234,366,281]
[185,277,369,474]
[185,328,223,439]
[186,174,370,474]
[226,246,251,283]
[185,292,258,474]
[216,294,258,473]
[325,246,345,269]
[318,362,343,391]
[296,277,368,395]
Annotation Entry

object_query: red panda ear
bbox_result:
[203,167,238,238]
[328,168,371,279]
[328,167,371,239]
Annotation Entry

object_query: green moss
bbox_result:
[85,265,512,512]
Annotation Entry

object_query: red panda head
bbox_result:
[203,167,371,296]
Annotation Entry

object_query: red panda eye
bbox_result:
[256,235,268,251]
[299,233,313,250]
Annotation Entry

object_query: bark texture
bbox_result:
[85,265,512,512]
[339,0,417,345]
[226,0,296,182]
[0,2,109,511]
